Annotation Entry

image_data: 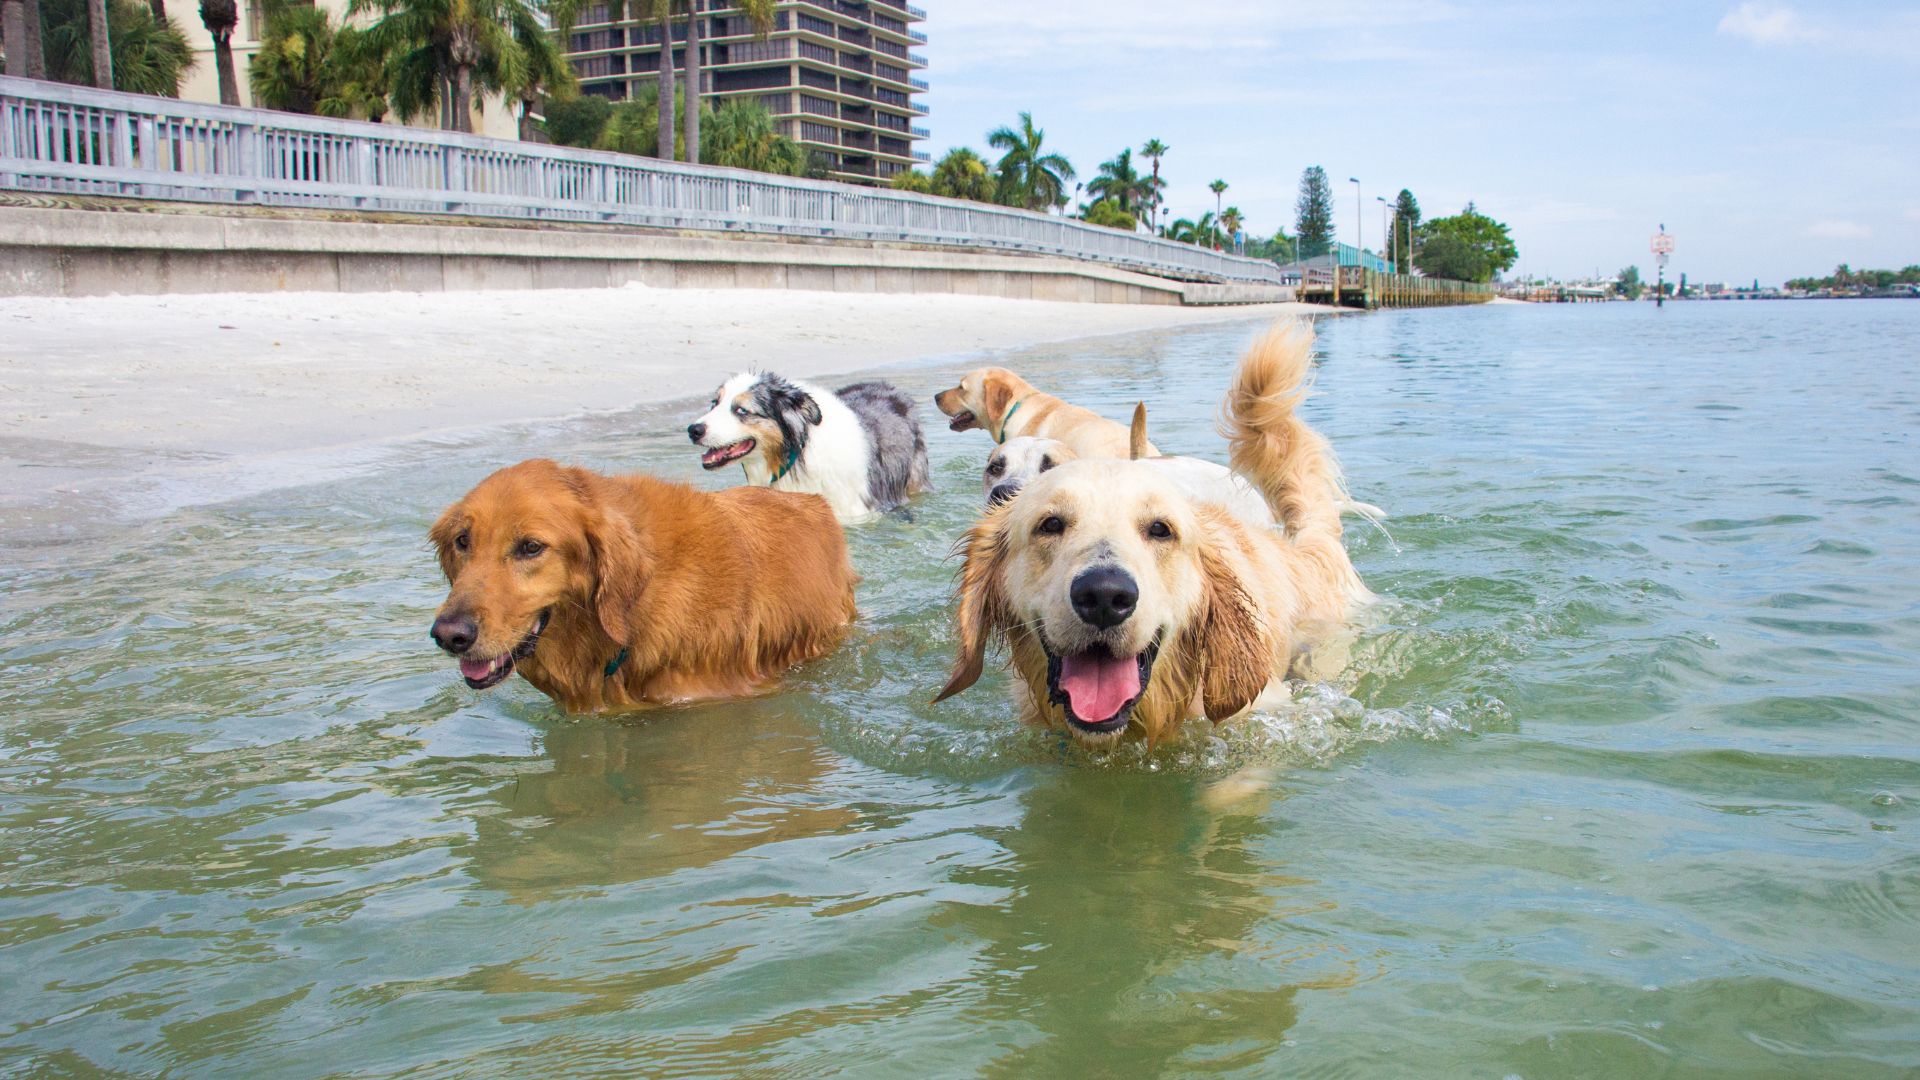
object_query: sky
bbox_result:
[915,1,1920,284]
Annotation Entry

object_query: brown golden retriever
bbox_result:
[429,459,857,712]
[934,367,1158,459]
[934,323,1371,747]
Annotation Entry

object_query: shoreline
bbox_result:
[0,287,1338,540]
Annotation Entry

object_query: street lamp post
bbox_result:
[1376,195,1393,273]
[1348,177,1361,263]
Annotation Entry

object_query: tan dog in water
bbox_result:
[935,322,1371,747]
[934,367,1159,459]
[428,459,857,712]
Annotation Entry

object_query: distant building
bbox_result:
[174,0,520,140]
[562,0,929,184]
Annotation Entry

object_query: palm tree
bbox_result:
[1140,137,1167,228]
[1220,205,1243,253]
[700,96,803,174]
[249,5,335,113]
[42,0,190,92]
[87,0,112,86]
[4,0,26,77]
[682,0,772,163]
[930,146,996,202]
[1167,211,1214,247]
[354,0,551,133]
[1086,147,1149,219]
[506,0,573,139]
[987,111,1075,212]
[195,0,238,102]
[250,6,388,118]
[1208,178,1227,249]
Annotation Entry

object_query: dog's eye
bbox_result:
[1035,515,1066,536]
[515,539,546,559]
[986,460,1004,476]
[1147,520,1174,540]
[733,405,751,419]
[1039,456,1056,472]
[709,398,719,408]
[453,531,469,552]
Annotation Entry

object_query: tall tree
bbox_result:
[1219,205,1243,250]
[1389,188,1420,273]
[354,0,555,133]
[23,0,46,76]
[1208,178,1227,248]
[197,0,237,102]
[4,0,27,76]
[1140,137,1167,229]
[1414,201,1518,282]
[681,0,771,163]
[1615,265,1643,300]
[506,0,573,139]
[1087,147,1147,216]
[652,0,673,156]
[1295,165,1334,259]
[987,111,1075,212]
[87,0,111,86]
[42,0,191,93]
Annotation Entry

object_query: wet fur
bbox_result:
[430,459,857,712]
[937,322,1370,746]
[934,367,1159,459]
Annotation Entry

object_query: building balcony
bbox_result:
[911,126,928,138]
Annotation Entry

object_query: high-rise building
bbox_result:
[563,1,929,185]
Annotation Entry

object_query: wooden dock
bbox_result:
[1299,266,1495,309]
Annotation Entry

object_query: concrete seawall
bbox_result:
[0,202,1295,305]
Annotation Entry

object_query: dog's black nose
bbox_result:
[687,422,707,443]
[1071,567,1138,630]
[431,613,477,654]
[988,482,1021,506]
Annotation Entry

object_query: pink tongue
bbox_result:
[459,657,495,680]
[1058,651,1141,723]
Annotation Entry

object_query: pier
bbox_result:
[1299,265,1495,308]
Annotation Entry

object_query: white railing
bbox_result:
[0,76,1293,286]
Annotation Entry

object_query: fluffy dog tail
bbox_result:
[1221,321,1365,542]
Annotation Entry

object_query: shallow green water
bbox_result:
[2,300,1917,1077]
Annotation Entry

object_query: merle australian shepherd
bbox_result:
[688,372,931,522]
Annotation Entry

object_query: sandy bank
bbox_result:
[0,286,1331,532]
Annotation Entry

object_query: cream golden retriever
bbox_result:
[934,323,1371,747]
[934,367,1158,459]
[429,459,857,712]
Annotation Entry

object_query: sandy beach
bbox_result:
[0,287,1328,534]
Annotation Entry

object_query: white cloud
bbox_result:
[1715,3,1920,55]
[1805,219,1871,240]
[1717,3,1820,46]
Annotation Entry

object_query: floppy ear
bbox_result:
[933,510,1013,703]
[427,503,464,582]
[1129,403,1149,460]
[983,375,1015,425]
[582,486,650,645]
[783,386,823,426]
[1196,533,1271,722]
